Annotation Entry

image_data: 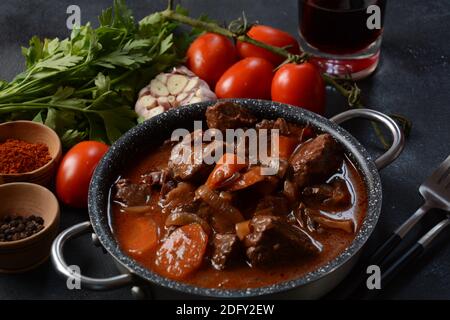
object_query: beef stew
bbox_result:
[110,101,368,289]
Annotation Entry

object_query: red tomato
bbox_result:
[215,57,274,100]
[271,63,326,115]
[186,33,237,87]
[56,141,109,208]
[237,25,301,66]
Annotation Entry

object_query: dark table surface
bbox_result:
[0,0,449,300]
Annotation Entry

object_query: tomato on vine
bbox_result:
[186,33,237,88]
[237,25,301,66]
[271,62,325,115]
[215,57,274,100]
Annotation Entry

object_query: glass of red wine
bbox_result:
[298,0,387,79]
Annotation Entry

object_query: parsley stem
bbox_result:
[0,102,94,114]
[74,70,135,97]
[167,0,174,11]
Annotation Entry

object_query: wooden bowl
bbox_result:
[0,121,62,186]
[0,183,60,273]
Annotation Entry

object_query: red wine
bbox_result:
[299,0,386,55]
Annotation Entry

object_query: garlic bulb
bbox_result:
[135,66,217,120]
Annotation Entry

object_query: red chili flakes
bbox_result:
[0,139,52,174]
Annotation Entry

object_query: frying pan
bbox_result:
[51,99,404,299]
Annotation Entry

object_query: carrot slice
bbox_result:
[206,153,247,189]
[155,223,208,280]
[272,135,298,159]
[121,217,158,255]
[226,166,265,191]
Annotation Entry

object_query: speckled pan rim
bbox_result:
[89,99,382,298]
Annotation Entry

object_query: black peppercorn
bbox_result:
[0,215,45,242]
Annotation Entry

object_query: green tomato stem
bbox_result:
[322,74,390,148]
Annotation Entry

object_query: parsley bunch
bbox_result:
[0,0,183,148]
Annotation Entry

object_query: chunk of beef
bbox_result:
[256,119,313,142]
[162,182,198,214]
[195,185,244,233]
[168,130,221,181]
[289,133,343,188]
[283,180,298,203]
[244,215,320,266]
[253,175,280,196]
[141,169,176,197]
[169,149,212,181]
[140,171,164,186]
[255,118,290,135]
[211,234,240,270]
[302,178,351,211]
[254,195,291,216]
[206,101,257,131]
[114,179,150,207]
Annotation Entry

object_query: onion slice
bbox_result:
[165,212,212,236]
[121,206,152,214]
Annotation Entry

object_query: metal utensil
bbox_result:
[369,155,450,265]
[380,215,450,287]
[356,214,450,300]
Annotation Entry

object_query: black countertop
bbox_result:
[0,0,449,300]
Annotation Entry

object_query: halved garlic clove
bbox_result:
[138,96,157,110]
[138,87,150,97]
[150,79,169,97]
[184,77,200,93]
[155,73,169,84]
[176,92,189,102]
[146,106,165,118]
[179,93,196,106]
[167,74,189,95]
[135,96,157,118]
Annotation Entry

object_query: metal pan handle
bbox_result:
[51,221,134,290]
[330,108,405,170]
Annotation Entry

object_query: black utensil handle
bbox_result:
[339,233,403,299]
[369,232,402,266]
[380,242,424,288]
